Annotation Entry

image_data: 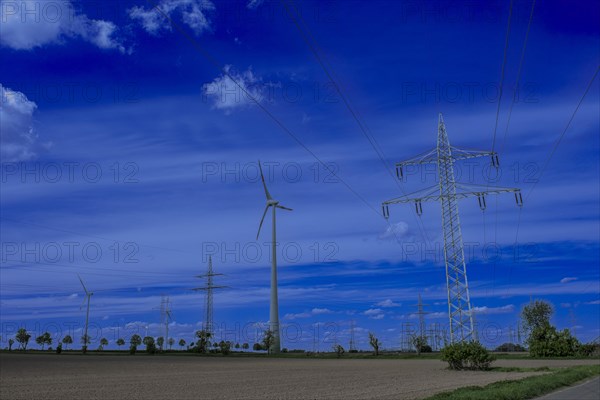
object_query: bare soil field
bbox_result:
[0,354,598,400]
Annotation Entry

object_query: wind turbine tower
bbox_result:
[77,274,93,353]
[383,114,523,343]
[256,160,293,353]
[192,256,227,338]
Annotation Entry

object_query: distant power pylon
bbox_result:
[160,296,172,343]
[569,308,577,339]
[349,320,356,351]
[414,294,429,341]
[192,256,227,338]
[383,114,523,343]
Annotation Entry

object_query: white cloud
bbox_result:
[378,221,409,240]
[560,277,578,284]
[0,83,39,161]
[202,65,264,113]
[129,0,215,36]
[0,1,125,52]
[471,304,514,315]
[284,307,333,320]
[363,308,385,319]
[585,300,600,305]
[376,299,401,308]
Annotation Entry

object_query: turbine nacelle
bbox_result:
[256,160,292,240]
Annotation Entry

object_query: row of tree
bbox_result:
[10,301,592,357]
[8,328,267,354]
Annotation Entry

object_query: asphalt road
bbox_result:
[535,377,600,400]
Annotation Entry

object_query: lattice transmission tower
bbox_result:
[414,293,429,341]
[192,256,227,338]
[382,114,523,343]
[160,296,172,344]
[349,320,356,352]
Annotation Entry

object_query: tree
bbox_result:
[16,328,31,351]
[143,336,156,354]
[130,334,142,349]
[333,344,345,358]
[262,329,275,355]
[235,343,240,349]
[411,335,430,355]
[219,340,231,355]
[178,338,186,350]
[62,335,73,350]
[36,332,52,350]
[242,343,249,350]
[99,338,109,351]
[253,343,263,351]
[195,330,212,353]
[168,338,175,350]
[157,336,164,351]
[81,334,91,353]
[521,300,553,335]
[494,343,526,352]
[8,338,14,351]
[369,332,380,356]
[116,338,125,349]
[521,300,581,357]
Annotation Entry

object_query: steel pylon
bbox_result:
[192,256,227,338]
[382,114,523,343]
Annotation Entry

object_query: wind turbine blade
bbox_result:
[77,274,89,295]
[256,205,270,240]
[276,205,293,211]
[258,160,272,200]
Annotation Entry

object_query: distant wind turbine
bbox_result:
[256,160,292,354]
[78,274,93,353]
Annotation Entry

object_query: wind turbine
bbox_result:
[78,274,93,353]
[256,160,292,353]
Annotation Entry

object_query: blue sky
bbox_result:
[0,0,599,351]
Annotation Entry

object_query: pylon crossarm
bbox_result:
[382,185,439,205]
[191,286,229,291]
[394,148,437,178]
[450,146,499,166]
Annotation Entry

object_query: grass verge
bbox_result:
[424,365,600,400]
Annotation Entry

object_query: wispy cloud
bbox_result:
[560,277,578,284]
[363,308,385,319]
[284,307,334,320]
[471,304,514,315]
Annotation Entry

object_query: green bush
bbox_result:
[528,325,580,357]
[55,344,62,354]
[441,341,495,370]
[578,343,600,357]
